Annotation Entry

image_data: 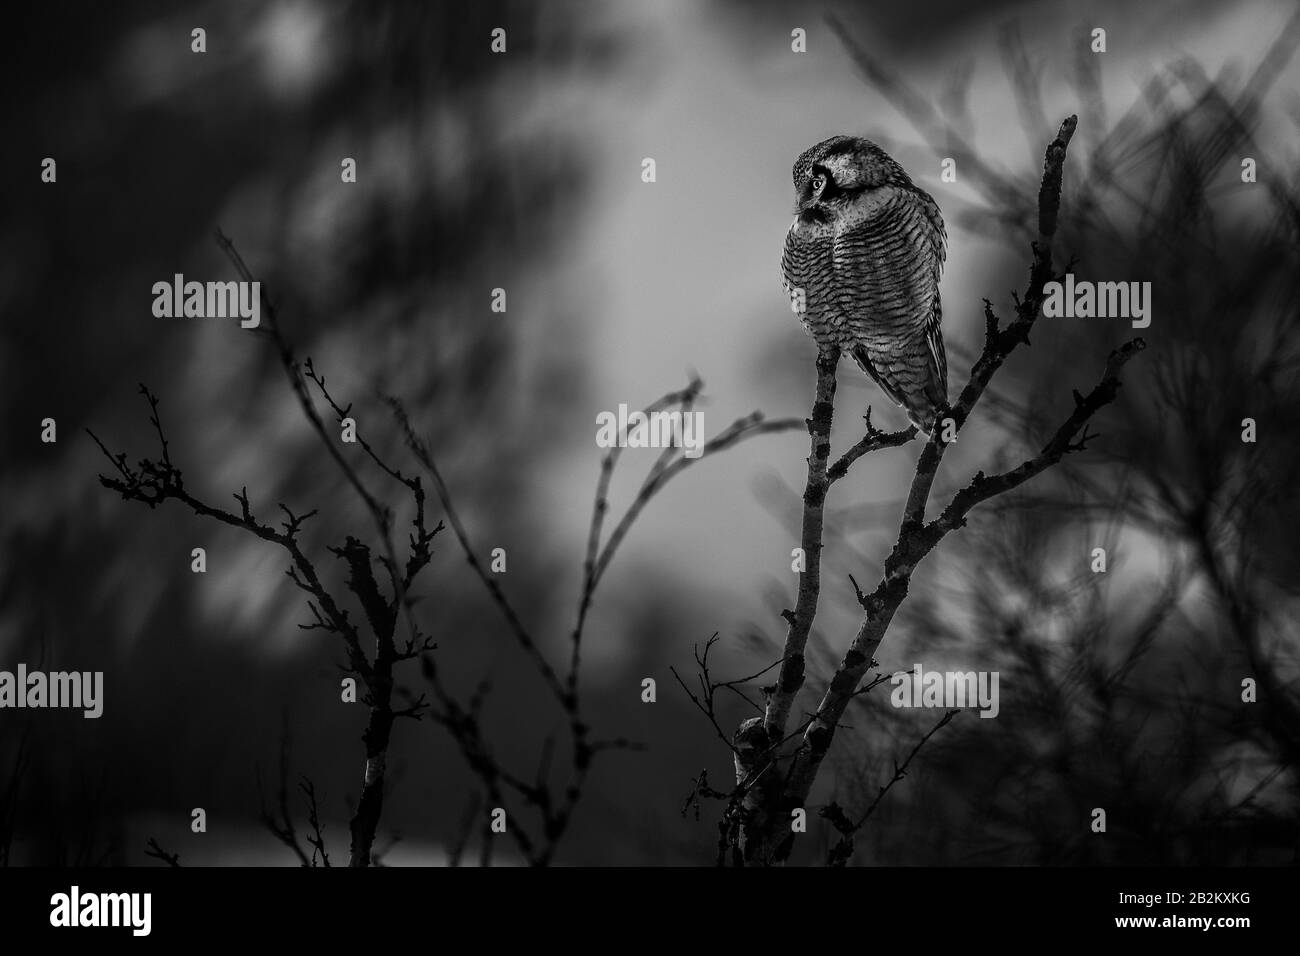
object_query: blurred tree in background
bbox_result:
[0,0,623,865]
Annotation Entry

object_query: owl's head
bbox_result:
[791,136,908,222]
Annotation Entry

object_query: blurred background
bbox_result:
[1,0,1298,865]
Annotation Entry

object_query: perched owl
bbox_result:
[781,136,947,433]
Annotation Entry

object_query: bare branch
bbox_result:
[821,709,960,866]
[763,346,840,739]
[87,391,372,681]
[299,777,331,867]
[143,838,181,868]
[827,407,917,483]
[387,400,568,705]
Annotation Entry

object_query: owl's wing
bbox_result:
[835,183,948,425]
[914,187,948,393]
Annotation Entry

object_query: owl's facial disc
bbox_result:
[795,164,838,221]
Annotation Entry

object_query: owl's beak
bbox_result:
[793,185,813,216]
[796,203,829,224]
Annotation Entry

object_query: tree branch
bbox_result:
[764,346,840,740]
[718,113,1145,864]
[820,708,959,866]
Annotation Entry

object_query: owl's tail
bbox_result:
[851,344,946,436]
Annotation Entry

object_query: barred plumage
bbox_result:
[781,136,947,432]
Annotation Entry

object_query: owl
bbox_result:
[781,136,948,433]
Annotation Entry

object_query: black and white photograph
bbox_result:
[1,0,1295,939]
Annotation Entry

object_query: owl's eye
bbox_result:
[811,176,826,193]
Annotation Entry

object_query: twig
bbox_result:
[300,777,331,867]
[820,709,960,866]
[144,838,181,868]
